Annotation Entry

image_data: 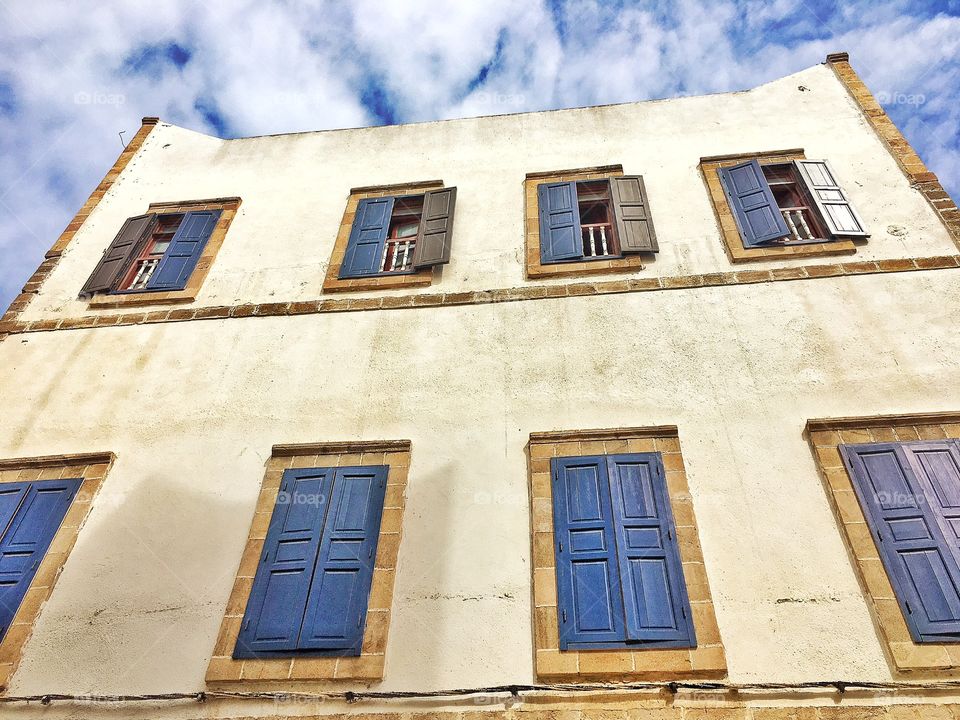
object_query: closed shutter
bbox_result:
[0,478,81,640]
[537,182,583,263]
[606,454,695,644]
[841,442,960,641]
[235,468,335,656]
[411,187,457,268]
[79,214,156,296]
[718,160,790,247]
[148,210,220,291]
[794,160,868,238]
[299,466,388,652]
[900,442,960,579]
[339,197,394,278]
[551,455,626,648]
[610,176,658,253]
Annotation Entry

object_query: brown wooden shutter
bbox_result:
[412,187,457,268]
[610,176,658,253]
[79,214,156,297]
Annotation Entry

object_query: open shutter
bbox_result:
[537,182,583,263]
[79,214,156,296]
[606,454,695,645]
[235,468,334,657]
[551,455,626,648]
[610,176,658,253]
[794,160,868,238]
[339,197,394,278]
[148,210,220,291]
[411,187,457,268]
[299,465,388,653]
[718,160,790,247]
[841,443,960,641]
[0,478,80,640]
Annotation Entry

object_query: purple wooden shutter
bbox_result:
[537,182,583,263]
[411,187,457,268]
[79,214,156,296]
[298,465,388,653]
[718,160,790,247]
[148,210,220,291]
[794,160,868,238]
[339,198,394,278]
[610,176,659,253]
[841,442,960,641]
[234,468,335,657]
[551,455,626,648]
[606,453,695,645]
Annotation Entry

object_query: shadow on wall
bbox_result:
[9,458,254,696]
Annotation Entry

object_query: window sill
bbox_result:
[87,290,198,309]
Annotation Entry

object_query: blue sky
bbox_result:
[1,1,958,310]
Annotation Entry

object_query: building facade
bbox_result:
[1,52,959,719]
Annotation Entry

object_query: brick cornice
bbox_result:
[272,440,411,456]
[806,411,960,434]
[529,425,679,445]
[0,452,115,470]
[825,53,960,250]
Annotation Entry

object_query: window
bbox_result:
[840,439,960,643]
[233,465,388,658]
[551,452,695,650]
[719,158,867,248]
[338,187,457,279]
[537,176,658,265]
[0,478,81,642]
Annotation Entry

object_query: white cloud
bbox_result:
[0,1,956,310]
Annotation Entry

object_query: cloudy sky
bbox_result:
[0,0,957,310]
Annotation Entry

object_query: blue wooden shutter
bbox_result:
[235,468,335,657]
[841,442,960,642]
[718,160,790,247]
[537,182,583,263]
[606,454,695,646]
[0,478,81,640]
[298,466,388,653]
[551,455,626,648]
[339,198,394,278]
[147,210,220,291]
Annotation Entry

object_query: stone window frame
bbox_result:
[524,165,653,281]
[206,440,409,684]
[806,411,960,674]
[0,452,114,692]
[322,181,443,293]
[86,196,241,309]
[699,149,859,263]
[528,425,726,680]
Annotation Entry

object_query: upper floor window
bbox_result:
[79,198,239,301]
[719,159,867,248]
[338,187,457,279]
[841,439,960,643]
[537,175,658,265]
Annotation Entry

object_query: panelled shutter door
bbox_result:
[718,160,790,247]
[235,468,335,656]
[79,214,156,296]
[537,182,583,263]
[899,442,960,578]
[551,455,626,648]
[339,197,394,278]
[610,176,659,253]
[148,210,220,291]
[0,478,81,640]
[298,465,388,653]
[841,443,960,641]
[794,160,868,238]
[606,454,695,645]
[411,187,457,268]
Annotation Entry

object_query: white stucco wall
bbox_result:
[18,62,958,321]
[1,61,960,718]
